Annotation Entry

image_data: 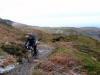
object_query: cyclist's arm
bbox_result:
[25,39,29,47]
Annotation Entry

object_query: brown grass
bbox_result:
[37,51,82,74]
[0,55,16,67]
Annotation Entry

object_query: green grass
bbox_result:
[64,48,100,75]
[0,49,7,57]
[49,47,66,56]
[52,35,100,61]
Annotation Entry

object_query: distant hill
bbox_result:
[33,27,100,41]
[1,17,100,41]
[0,18,25,44]
[0,18,13,25]
[81,27,100,29]
[0,18,28,27]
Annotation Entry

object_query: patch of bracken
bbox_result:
[37,51,87,75]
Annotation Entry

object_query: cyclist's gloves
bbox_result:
[25,46,29,49]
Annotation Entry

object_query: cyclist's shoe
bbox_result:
[34,55,38,59]
[34,56,38,59]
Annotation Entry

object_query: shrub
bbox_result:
[52,35,78,42]
[1,42,27,57]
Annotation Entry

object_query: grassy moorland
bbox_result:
[16,27,100,75]
[32,34,100,75]
[0,20,100,75]
[34,27,100,41]
[0,20,26,64]
[49,35,100,75]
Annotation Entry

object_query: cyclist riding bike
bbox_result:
[25,34,38,59]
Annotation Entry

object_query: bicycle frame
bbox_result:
[26,46,34,63]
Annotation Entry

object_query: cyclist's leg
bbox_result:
[34,45,37,56]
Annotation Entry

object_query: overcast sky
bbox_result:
[0,0,100,27]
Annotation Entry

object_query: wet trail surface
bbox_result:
[5,44,54,75]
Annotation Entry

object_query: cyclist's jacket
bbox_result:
[25,34,36,47]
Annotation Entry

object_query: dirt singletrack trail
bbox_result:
[5,44,54,75]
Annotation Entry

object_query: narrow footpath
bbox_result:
[5,44,54,75]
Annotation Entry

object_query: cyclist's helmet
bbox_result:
[28,33,33,37]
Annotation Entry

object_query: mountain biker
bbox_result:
[25,34,38,57]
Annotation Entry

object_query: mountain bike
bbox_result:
[26,46,34,63]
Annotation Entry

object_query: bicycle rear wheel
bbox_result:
[27,52,33,63]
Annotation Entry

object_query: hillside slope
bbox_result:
[34,27,100,41]
[0,20,25,44]
[13,25,100,75]
[0,19,26,72]
[31,35,100,75]
[0,19,100,75]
